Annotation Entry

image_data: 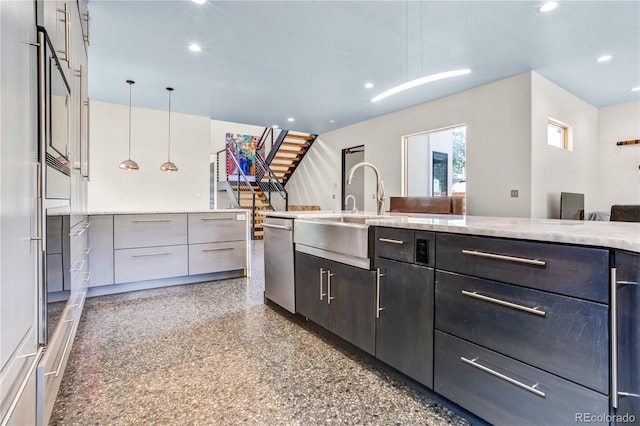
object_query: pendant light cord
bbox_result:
[168,90,172,161]
[128,82,132,160]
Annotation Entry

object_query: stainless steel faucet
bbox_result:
[346,162,385,215]
[345,194,358,214]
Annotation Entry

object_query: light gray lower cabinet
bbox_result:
[88,215,114,287]
[189,241,245,275]
[114,245,188,284]
[114,214,187,249]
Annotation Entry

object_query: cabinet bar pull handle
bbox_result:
[611,267,619,409]
[378,238,404,245]
[461,249,546,267]
[327,270,335,304]
[82,247,91,255]
[262,223,292,230]
[81,272,91,283]
[131,219,172,223]
[461,357,546,398]
[617,280,640,286]
[319,268,327,301]
[132,252,171,258]
[70,260,86,272]
[202,247,233,252]
[45,319,75,378]
[201,217,232,221]
[462,290,546,317]
[376,268,385,318]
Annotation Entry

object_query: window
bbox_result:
[547,118,569,150]
[403,125,466,197]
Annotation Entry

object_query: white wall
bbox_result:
[530,73,598,219]
[595,101,640,211]
[287,72,533,216]
[88,100,210,212]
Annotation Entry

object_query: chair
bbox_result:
[610,205,640,223]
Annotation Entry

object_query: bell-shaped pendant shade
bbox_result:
[119,159,140,170]
[160,161,178,172]
[161,87,178,172]
[120,79,139,170]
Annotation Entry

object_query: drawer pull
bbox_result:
[132,252,172,258]
[263,223,292,231]
[201,247,233,252]
[201,217,232,221]
[81,271,91,283]
[461,249,546,267]
[462,290,546,317]
[131,219,173,223]
[327,270,336,304]
[376,268,385,318]
[461,357,546,398]
[319,268,327,301]
[82,247,91,255]
[617,280,640,286]
[70,260,86,272]
[378,238,404,245]
[45,319,75,378]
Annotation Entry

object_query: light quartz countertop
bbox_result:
[86,209,249,215]
[264,211,640,253]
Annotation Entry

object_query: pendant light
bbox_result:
[119,80,139,170]
[160,87,178,172]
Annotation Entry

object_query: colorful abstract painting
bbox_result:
[226,133,264,177]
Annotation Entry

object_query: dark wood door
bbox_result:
[376,258,434,388]
[294,252,328,328]
[328,262,376,355]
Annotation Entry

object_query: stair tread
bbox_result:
[277,148,305,155]
[285,133,314,141]
[281,141,308,147]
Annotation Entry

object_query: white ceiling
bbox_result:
[88,0,640,135]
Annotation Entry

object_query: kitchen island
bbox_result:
[264,211,639,426]
[87,210,251,297]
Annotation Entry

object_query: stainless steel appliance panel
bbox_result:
[264,217,295,313]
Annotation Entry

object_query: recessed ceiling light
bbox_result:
[537,2,558,12]
[329,120,335,124]
[192,0,206,4]
[272,124,279,128]
[597,55,612,62]
[287,117,295,122]
[188,44,201,52]
[364,82,374,89]
[371,69,471,103]
[632,87,640,92]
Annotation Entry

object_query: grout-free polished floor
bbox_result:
[50,241,469,425]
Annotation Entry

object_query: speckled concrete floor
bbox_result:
[50,241,469,425]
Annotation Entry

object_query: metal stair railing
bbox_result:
[223,146,259,237]
[265,130,289,164]
[255,154,288,211]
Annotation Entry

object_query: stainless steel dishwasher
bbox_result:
[263,217,295,313]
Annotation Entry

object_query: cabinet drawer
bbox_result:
[188,241,246,275]
[375,227,415,263]
[434,331,609,426]
[435,233,609,302]
[188,213,246,244]
[435,271,608,393]
[114,214,187,249]
[114,245,188,283]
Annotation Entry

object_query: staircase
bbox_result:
[266,131,317,186]
[217,128,317,239]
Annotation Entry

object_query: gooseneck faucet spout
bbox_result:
[346,162,385,215]
[345,194,358,214]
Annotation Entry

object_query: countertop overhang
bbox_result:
[263,211,640,253]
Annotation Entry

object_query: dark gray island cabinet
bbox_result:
[433,233,610,425]
[295,252,376,354]
[290,220,639,426]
